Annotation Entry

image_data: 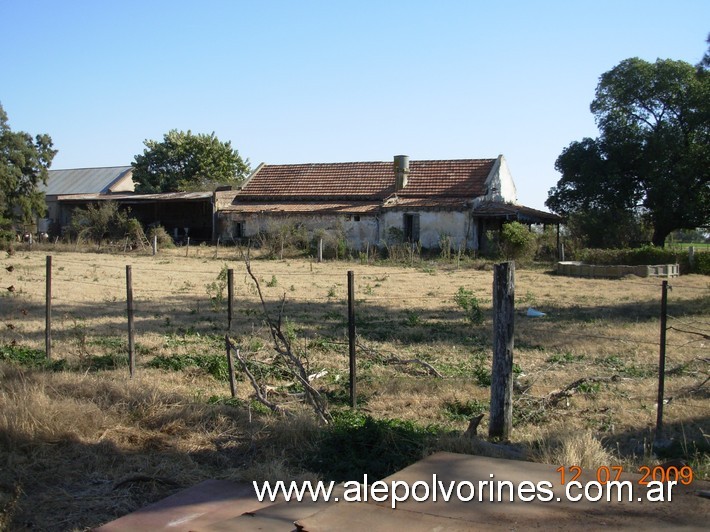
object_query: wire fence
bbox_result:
[2,253,708,427]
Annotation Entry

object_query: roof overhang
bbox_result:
[473,201,562,224]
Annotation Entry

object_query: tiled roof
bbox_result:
[226,201,381,214]
[382,197,471,209]
[237,159,495,201]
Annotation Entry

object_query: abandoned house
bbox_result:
[215,155,560,252]
[41,166,214,242]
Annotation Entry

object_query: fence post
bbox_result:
[655,280,669,444]
[185,237,190,257]
[318,238,323,263]
[126,265,135,378]
[489,261,515,440]
[152,235,157,256]
[45,255,52,359]
[348,270,357,408]
[688,246,695,269]
[227,268,234,332]
[226,335,237,398]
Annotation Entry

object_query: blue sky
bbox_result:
[1,0,708,210]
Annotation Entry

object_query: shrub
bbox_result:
[147,224,175,248]
[453,287,484,324]
[500,221,536,262]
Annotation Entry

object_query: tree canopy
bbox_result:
[132,130,250,193]
[0,103,56,232]
[547,51,710,247]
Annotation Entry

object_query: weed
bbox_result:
[304,410,441,481]
[0,345,65,371]
[443,398,488,421]
[454,287,484,324]
[266,275,278,287]
[403,310,423,327]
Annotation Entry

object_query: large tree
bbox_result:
[132,129,250,193]
[547,54,710,247]
[0,103,56,231]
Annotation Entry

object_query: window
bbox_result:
[403,213,420,242]
[354,215,361,222]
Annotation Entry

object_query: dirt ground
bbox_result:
[0,246,708,529]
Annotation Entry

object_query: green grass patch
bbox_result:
[304,410,441,481]
[0,345,66,371]
[443,398,488,421]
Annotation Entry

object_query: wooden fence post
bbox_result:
[185,237,190,257]
[152,235,157,255]
[489,261,515,440]
[126,265,135,378]
[227,268,234,332]
[45,255,52,359]
[348,270,357,408]
[655,280,669,444]
[226,335,237,398]
[318,238,323,263]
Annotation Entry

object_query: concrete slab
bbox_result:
[95,479,275,531]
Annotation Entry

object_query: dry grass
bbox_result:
[1,245,708,529]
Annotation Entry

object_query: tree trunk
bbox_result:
[651,227,669,248]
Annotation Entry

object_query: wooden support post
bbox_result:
[185,237,190,257]
[226,335,237,398]
[45,255,52,359]
[152,234,157,255]
[655,280,669,444]
[126,265,135,378]
[489,261,515,440]
[227,268,234,332]
[318,238,323,263]
[348,270,357,408]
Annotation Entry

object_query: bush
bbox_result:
[148,225,175,248]
[500,222,536,262]
[577,246,683,266]
[691,251,710,275]
[453,287,484,324]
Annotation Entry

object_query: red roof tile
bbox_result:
[226,201,381,214]
[236,159,495,201]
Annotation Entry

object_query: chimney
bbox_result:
[394,155,410,191]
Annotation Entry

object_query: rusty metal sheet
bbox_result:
[95,479,274,531]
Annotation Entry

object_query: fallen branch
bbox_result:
[358,341,443,378]
[383,357,444,378]
[545,376,619,407]
[227,335,287,416]
[242,248,331,424]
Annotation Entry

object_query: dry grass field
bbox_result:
[1,245,708,530]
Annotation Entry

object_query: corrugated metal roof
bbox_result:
[56,191,212,202]
[42,166,134,195]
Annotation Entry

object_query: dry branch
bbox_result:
[241,248,332,424]
[226,335,286,416]
[357,341,443,378]
[545,376,619,407]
